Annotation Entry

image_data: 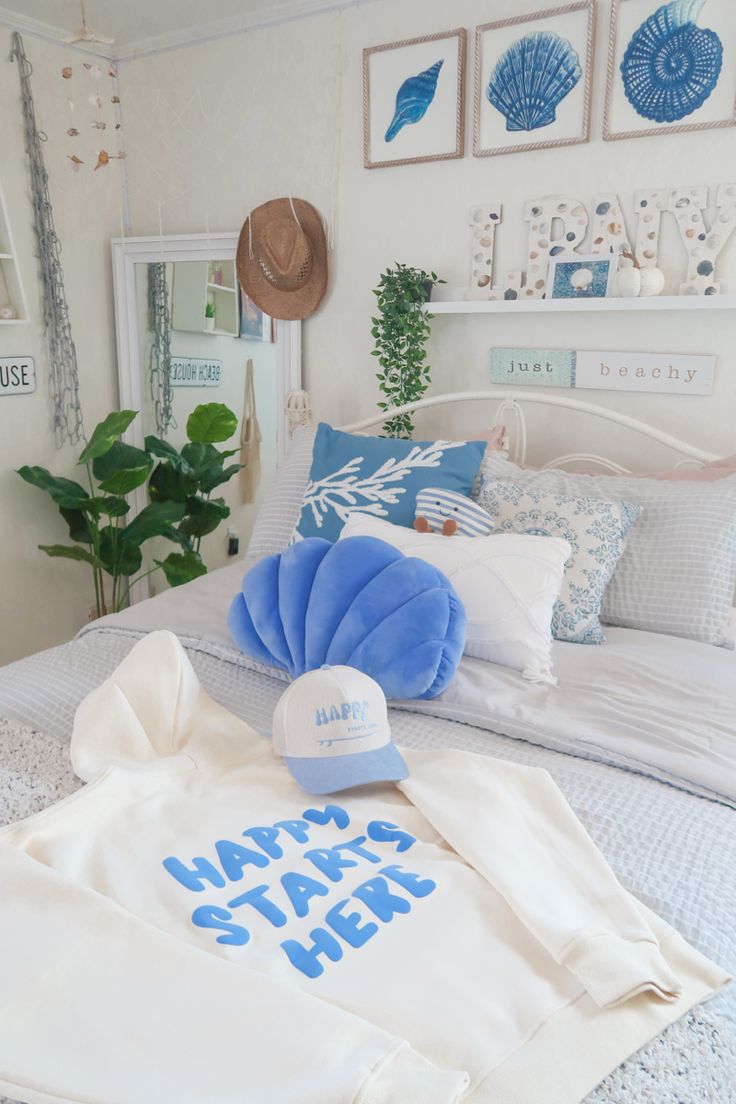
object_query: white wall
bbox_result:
[120,0,736,466]
[0,31,126,663]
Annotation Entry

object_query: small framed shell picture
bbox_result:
[474,1,597,158]
[604,0,736,142]
[363,29,467,170]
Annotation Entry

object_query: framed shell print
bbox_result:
[363,29,467,170]
[474,1,596,158]
[604,0,736,141]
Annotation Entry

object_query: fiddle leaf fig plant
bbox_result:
[18,402,241,618]
[371,263,444,438]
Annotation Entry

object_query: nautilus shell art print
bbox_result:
[605,0,736,141]
[621,0,723,123]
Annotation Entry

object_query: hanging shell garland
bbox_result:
[487,31,582,132]
[621,0,723,124]
[385,59,443,142]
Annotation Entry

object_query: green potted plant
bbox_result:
[371,263,444,438]
[18,402,242,618]
[205,300,216,332]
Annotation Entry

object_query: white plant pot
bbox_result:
[639,267,666,298]
[614,267,642,298]
[204,316,215,332]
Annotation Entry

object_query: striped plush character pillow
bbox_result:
[415,488,494,538]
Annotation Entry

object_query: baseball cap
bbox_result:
[272,665,408,795]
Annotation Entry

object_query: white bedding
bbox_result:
[83,557,736,809]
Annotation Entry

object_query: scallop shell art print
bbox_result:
[621,0,723,124]
[487,31,582,132]
[385,59,444,142]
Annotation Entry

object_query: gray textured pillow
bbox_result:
[246,427,315,557]
[480,455,736,647]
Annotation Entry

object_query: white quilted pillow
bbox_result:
[340,515,570,684]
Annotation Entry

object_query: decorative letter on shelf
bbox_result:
[669,184,736,296]
[522,196,588,300]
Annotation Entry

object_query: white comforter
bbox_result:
[84,556,736,809]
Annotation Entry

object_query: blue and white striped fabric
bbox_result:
[415,487,494,537]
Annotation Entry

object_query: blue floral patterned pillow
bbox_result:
[477,478,641,645]
[296,424,486,542]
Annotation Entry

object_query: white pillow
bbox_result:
[340,514,570,685]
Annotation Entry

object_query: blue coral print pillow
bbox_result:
[477,478,641,645]
[296,424,486,543]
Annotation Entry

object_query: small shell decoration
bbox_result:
[385,59,443,142]
[621,0,723,124]
[487,31,582,133]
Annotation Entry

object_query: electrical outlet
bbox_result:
[227,527,239,557]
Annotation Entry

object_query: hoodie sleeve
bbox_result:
[71,630,263,780]
[0,843,469,1104]
[399,749,683,1010]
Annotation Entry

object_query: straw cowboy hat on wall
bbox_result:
[236,197,328,322]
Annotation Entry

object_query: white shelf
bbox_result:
[206,281,236,294]
[427,295,736,315]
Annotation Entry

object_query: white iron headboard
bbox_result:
[335,390,719,474]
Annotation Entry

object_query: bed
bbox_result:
[1,391,735,1103]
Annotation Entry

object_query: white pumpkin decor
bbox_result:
[614,253,642,298]
[639,266,666,298]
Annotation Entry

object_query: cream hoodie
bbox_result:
[0,631,729,1104]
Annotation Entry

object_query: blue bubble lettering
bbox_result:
[281,927,343,979]
[281,871,330,918]
[191,905,250,946]
[352,876,412,922]
[242,826,283,860]
[335,836,382,863]
[381,864,436,899]
[366,820,416,853]
[163,856,226,893]
[302,804,350,830]
[215,839,269,881]
[325,899,378,949]
[304,846,359,883]
[228,884,288,928]
[273,819,312,843]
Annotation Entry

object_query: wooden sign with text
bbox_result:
[490,348,715,397]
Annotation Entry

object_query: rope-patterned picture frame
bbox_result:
[473,1,597,159]
[603,0,736,143]
[363,28,466,170]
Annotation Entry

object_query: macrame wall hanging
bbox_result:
[147,261,175,436]
[10,32,86,448]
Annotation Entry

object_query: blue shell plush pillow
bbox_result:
[295,423,486,542]
[228,536,466,700]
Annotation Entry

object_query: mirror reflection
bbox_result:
[135,258,278,591]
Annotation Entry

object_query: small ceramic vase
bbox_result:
[639,267,666,298]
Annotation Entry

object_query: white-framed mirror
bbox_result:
[111,232,302,603]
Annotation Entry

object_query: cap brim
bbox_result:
[285,744,408,796]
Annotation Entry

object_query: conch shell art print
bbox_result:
[385,59,444,142]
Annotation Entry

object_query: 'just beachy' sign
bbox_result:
[490,348,715,397]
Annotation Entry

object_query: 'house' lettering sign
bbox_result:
[0,356,36,396]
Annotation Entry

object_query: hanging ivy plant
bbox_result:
[371,263,444,438]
